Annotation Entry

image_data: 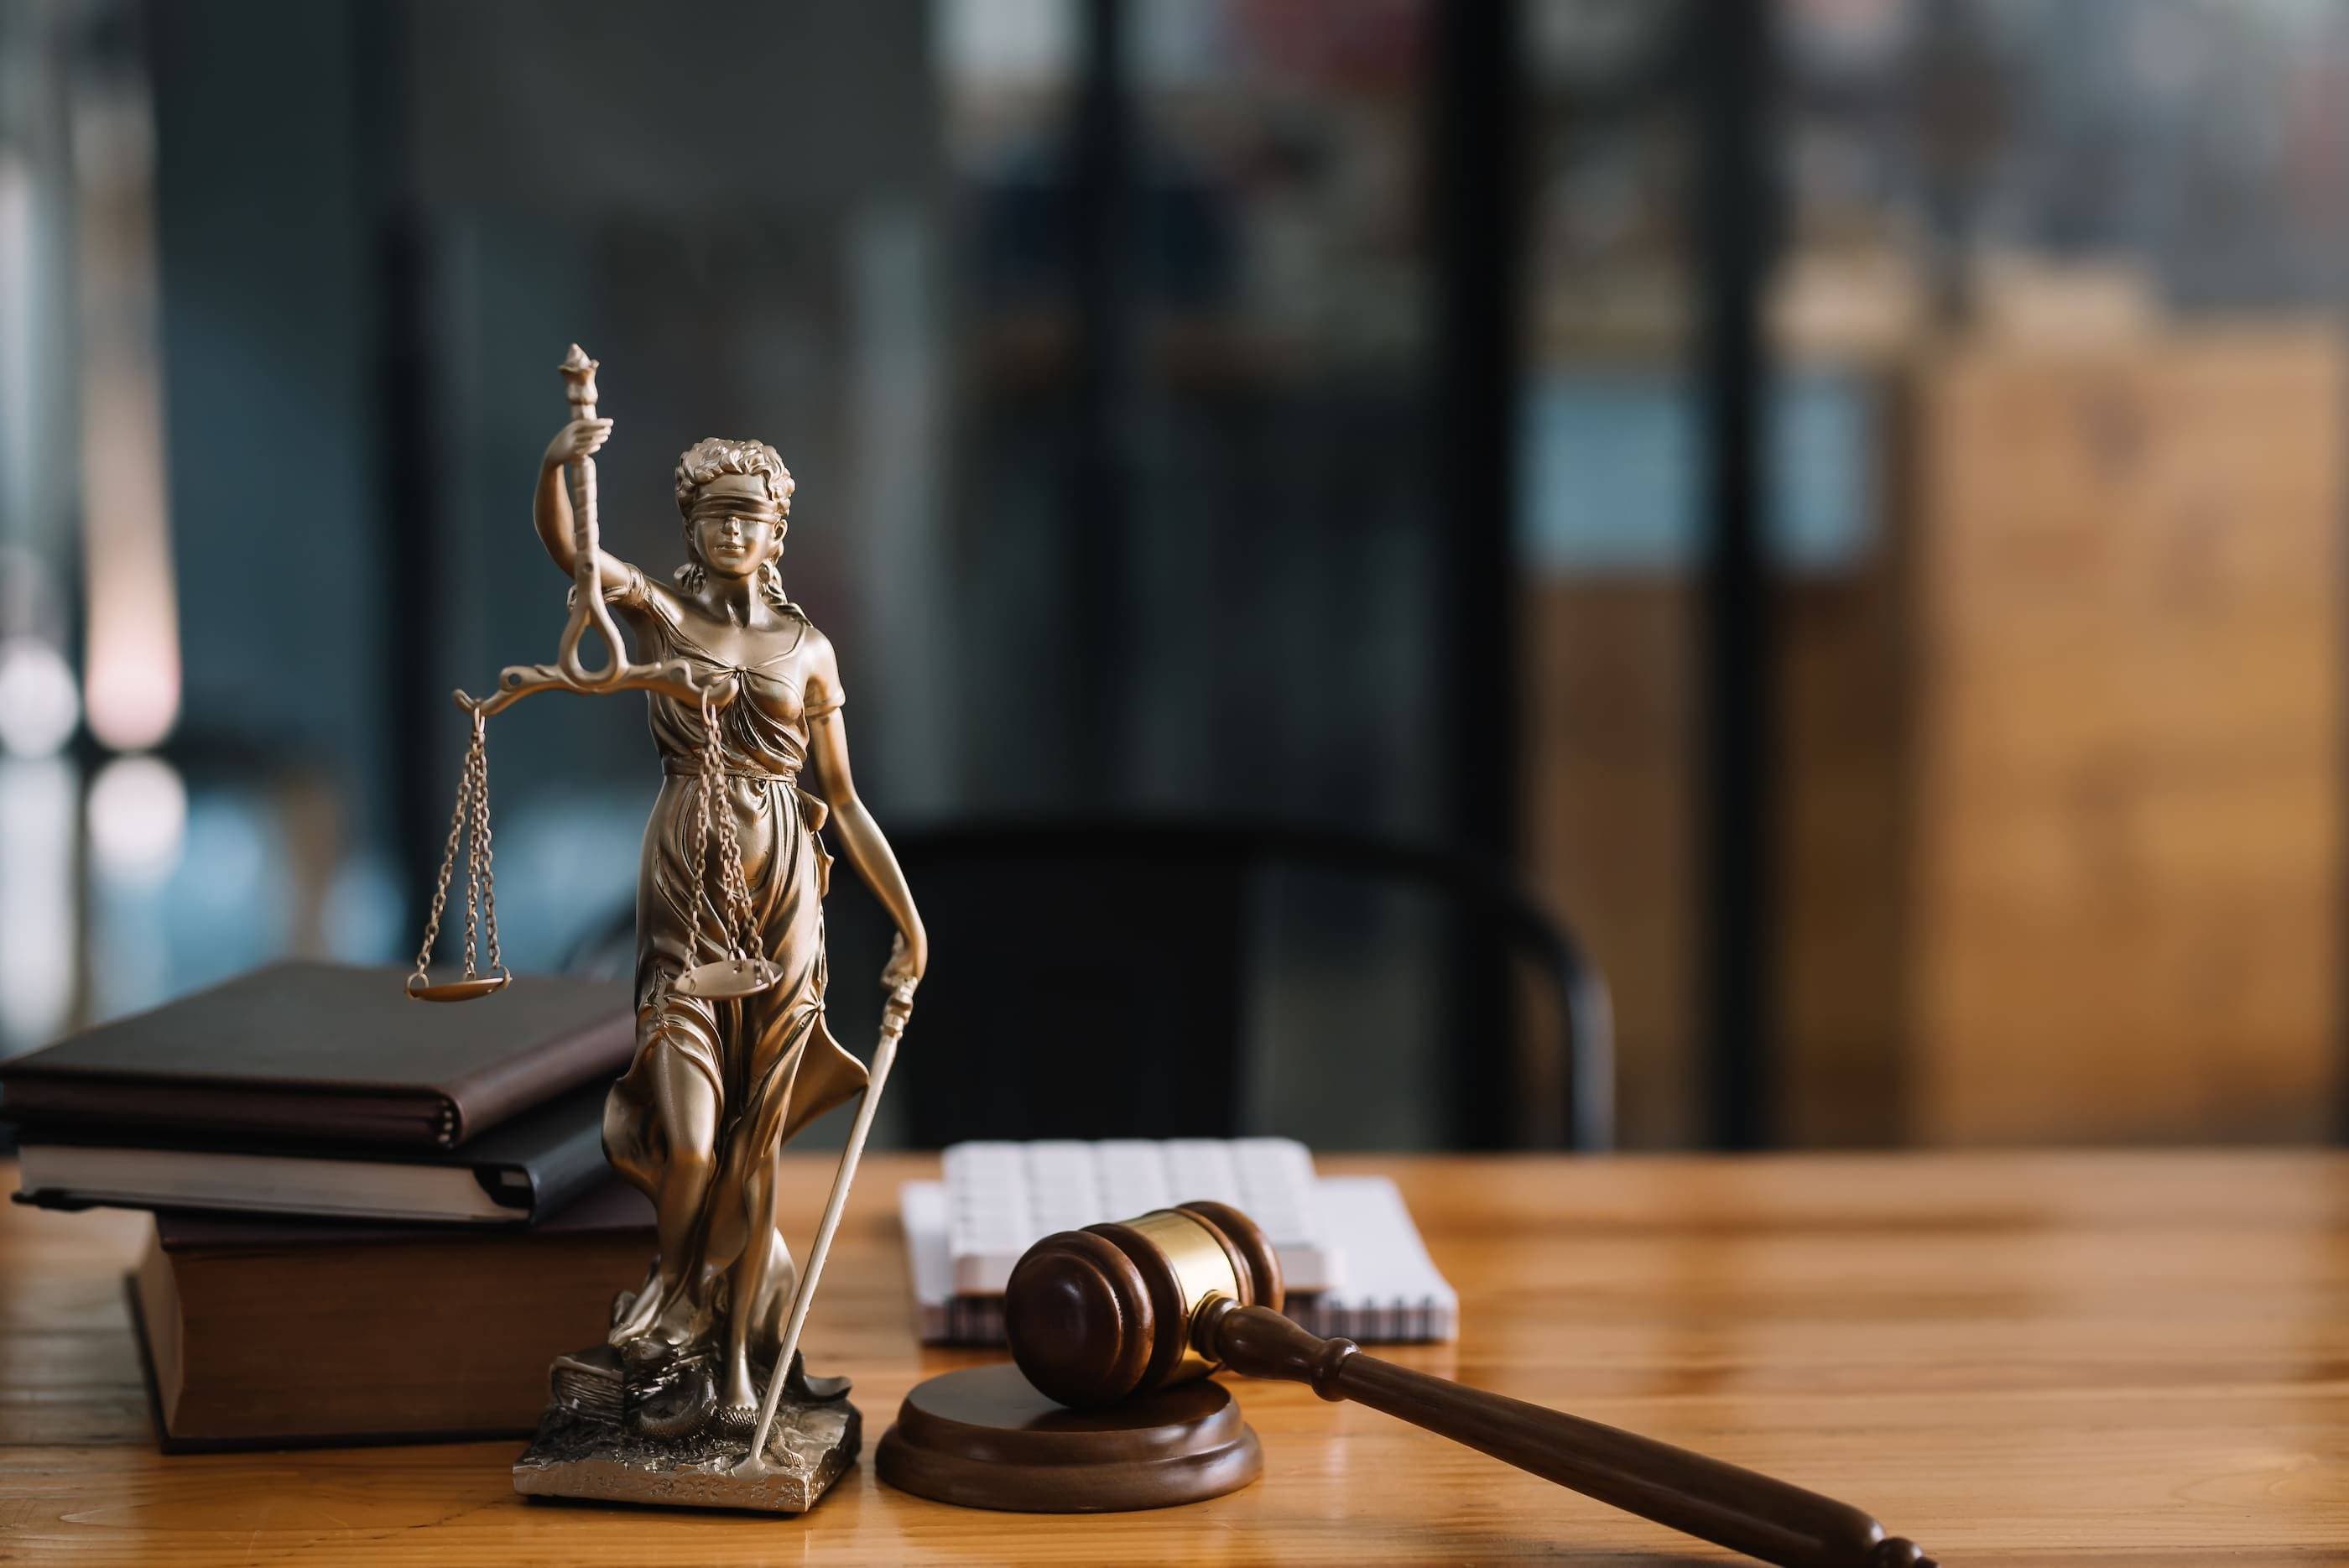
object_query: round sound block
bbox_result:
[876,1363,1260,1513]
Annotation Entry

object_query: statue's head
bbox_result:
[672,438,794,600]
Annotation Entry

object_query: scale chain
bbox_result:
[689,696,717,951]
[410,715,485,987]
[460,738,481,982]
[711,764,755,957]
[696,688,766,967]
[467,715,503,973]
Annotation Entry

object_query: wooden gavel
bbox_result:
[1006,1201,1932,1568]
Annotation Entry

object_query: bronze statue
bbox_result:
[411,347,924,1512]
[534,416,924,1425]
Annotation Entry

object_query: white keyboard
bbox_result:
[941,1138,1339,1295]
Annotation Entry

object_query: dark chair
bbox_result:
[569,820,1612,1150]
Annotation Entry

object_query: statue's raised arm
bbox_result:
[534,415,628,591]
[447,348,714,721]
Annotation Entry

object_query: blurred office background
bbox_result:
[2,0,2344,1150]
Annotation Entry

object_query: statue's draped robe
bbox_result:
[601,573,867,1356]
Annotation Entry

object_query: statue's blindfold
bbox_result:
[688,493,787,525]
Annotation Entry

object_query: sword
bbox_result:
[735,971,918,1475]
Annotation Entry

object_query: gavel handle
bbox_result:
[1206,1303,1930,1568]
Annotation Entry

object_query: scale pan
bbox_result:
[408,972,511,1003]
[675,957,782,999]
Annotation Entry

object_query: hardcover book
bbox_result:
[15,1080,615,1225]
[128,1180,654,1449]
[0,961,633,1149]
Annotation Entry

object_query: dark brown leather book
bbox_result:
[128,1180,653,1450]
[0,961,633,1149]
[17,1081,615,1225]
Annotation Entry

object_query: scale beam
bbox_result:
[452,654,727,720]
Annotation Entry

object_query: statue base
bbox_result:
[512,1345,859,1514]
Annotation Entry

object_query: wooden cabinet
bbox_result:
[1523,329,2345,1145]
[1901,331,2344,1143]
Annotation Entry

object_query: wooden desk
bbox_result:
[3,1151,2346,1564]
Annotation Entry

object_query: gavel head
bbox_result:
[1005,1201,1284,1409]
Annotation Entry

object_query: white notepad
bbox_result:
[901,1174,1458,1345]
[942,1137,1338,1295]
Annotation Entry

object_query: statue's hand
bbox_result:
[883,931,925,1017]
[544,417,612,472]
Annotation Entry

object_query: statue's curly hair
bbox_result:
[673,437,794,518]
[671,437,795,609]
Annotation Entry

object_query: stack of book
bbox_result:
[0,961,653,1451]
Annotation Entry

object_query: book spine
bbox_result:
[3,1083,446,1148]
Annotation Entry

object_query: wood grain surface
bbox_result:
[5,1151,2346,1564]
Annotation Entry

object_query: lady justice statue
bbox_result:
[412,347,923,1512]
[542,415,924,1414]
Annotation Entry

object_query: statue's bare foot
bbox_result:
[720,1353,759,1414]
